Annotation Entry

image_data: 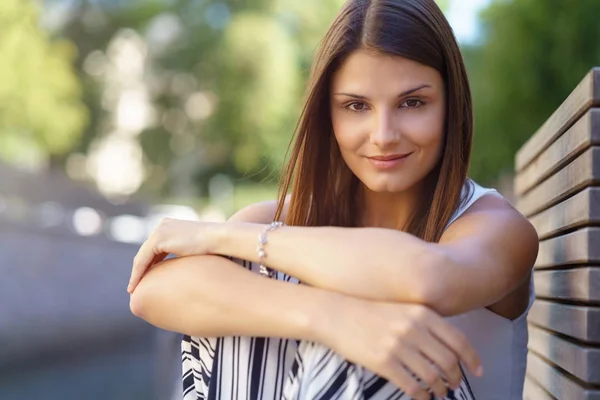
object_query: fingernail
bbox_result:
[475,366,483,376]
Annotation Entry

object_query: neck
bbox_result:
[359,183,423,230]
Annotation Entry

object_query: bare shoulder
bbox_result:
[228,194,291,223]
[468,193,536,236]
[442,191,538,274]
[441,192,538,319]
[441,192,539,276]
[443,192,536,241]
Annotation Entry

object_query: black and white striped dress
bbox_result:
[181,263,476,400]
[181,180,525,400]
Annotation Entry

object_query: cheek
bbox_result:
[402,109,445,151]
[331,113,363,152]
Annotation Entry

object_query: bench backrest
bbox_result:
[514,68,600,399]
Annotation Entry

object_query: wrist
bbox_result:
[208,221,234,255]
[210,221,264,258]
[300,289,353,344]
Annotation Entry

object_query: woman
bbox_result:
[128,0,538,399]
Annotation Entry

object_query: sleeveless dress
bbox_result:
[181,179,534,400]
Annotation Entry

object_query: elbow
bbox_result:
[420,282,455,316]
[129,289,146,319]
[128,256,180,321]
[129,281,154,320]
[414,279,452,317]
[410,248,457,316]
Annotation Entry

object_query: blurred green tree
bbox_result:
[147,0,346,193]
[467,0,600,184]
[44,0,454,201]
[0,0,87,168]
[208,12,300,173]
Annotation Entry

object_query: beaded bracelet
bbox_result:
[257,221,284,278]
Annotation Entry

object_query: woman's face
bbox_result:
[330,49,446,194]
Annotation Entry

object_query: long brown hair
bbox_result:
[274,0,473,242]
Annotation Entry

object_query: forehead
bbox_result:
[330,49,443,92]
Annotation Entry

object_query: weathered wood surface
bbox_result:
[516,68,600,172]
[535,227,600,269]
[524,378,557,400]
[529,187,600,240]
[517,147,600,217]
[516,109,600,196]
[527,352,600,400]
[534,267,600,303]
[529,325,600,384]
[519,68,600,400]
[528,300,600,343]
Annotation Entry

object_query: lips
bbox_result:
[368,153,412,161]
[366,153,412,170]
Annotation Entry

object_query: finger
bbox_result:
[147,252,169,272]
[428,319,482,377]
[152,251,169,265]
[130,252,169,292]
[128,240,156,293]
[381,360,431,400]
[414,330,462,389]
[396,344,448,398]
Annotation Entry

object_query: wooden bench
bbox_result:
[514,67,600,399]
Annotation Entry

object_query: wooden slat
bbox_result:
[517,68,600,172]
[524,377,558,400]
[536,227,600,269]
[535,268,600,303]
[516,109,600,195]
[528,300,600,343]
[530,187,600,240]
[517,147,600,217]
[527,352,600,400]
[529,325,600,384]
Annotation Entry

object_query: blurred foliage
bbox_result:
[51,0,349,199]
[466,0,600,184]
[211,12,299,173]
[2,0,598,202]
[0,0,87,167]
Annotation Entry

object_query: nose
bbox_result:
[370,109,401,148]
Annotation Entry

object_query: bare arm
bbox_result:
[130,253,484,398]
[129,204,485,396]
[215,222,437,305]
[213,195,538,316]
[130,254,334,339]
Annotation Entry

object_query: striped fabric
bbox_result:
[181,260,476,400]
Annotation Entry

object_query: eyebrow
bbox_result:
[333,83,433,99]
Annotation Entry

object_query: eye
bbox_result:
[345,101,369,112]
[401,99,424,109]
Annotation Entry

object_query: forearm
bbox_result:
[129,254,339,339]
[214,223,444,305]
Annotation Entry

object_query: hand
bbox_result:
[318,298,482,400]
[127,218,221,293]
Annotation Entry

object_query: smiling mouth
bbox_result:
[366,153,412,169]
[367,153,412,161]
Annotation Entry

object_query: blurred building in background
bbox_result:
[0,162,186,399]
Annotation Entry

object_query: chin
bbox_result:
[362,176,417,194]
